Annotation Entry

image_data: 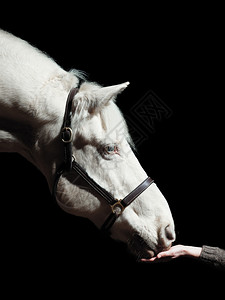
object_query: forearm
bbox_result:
[199,245,225,269]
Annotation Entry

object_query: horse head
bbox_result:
[55,81,175,259]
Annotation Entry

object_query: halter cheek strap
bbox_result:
[61,87,79,172]
[52,87,154,233]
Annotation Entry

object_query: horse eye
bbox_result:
[107,145,115,152]
[104,144,118,154]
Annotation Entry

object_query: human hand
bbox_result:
[141,245,202,263]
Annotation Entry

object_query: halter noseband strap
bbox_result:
[52,87,154,233]
[101,176,154,232]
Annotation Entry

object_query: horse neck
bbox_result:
[0,30,79,188]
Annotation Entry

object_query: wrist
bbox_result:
[184,246,202,258]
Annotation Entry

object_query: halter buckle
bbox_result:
[61,127,73,143]
[111,199,125,216]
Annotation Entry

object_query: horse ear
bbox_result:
[72,82,130,117]
[88,81,129,113]
[95,81,130,104]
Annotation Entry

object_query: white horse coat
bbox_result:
[0,29,175,258]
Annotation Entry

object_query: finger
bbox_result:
[141,256,157,262]
[140,256,173,263]
[157,250,173,258]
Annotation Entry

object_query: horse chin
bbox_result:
[128,245,155,260]
[139,249,155,259]
[127,232,173,260]
[128,234,156,260]
[144,249,155,259]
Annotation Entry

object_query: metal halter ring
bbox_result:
[111,199,125,216]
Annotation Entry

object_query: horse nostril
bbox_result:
[165,224,176,241]
[157,224,175,251]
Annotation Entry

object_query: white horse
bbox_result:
[0,29,175,259]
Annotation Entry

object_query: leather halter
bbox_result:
[52,86,154,233]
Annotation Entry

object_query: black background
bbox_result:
[1,3,224,296]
